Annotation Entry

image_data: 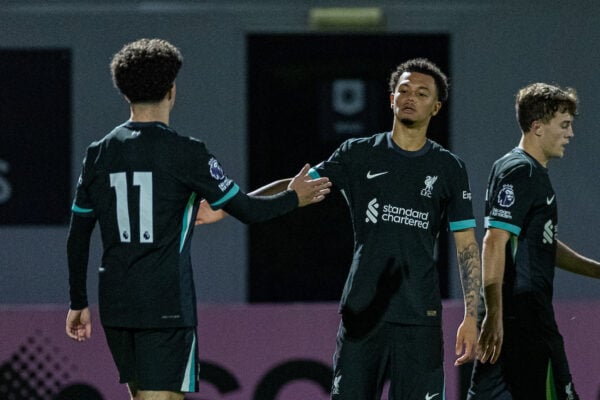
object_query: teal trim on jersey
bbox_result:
[444,378,446,400]
[449,219,476,231]
[71,203,93,214]
[179,193,197,253]
[546,360,557,400]
[308,168,320,179]
[210,184,240,208]
[181,332,197,392]
[488,219,521,235]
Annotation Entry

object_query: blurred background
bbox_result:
[1,0,599,305]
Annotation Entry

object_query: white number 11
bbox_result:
[110,172,153,243]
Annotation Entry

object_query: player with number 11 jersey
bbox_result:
[71,120,247,328]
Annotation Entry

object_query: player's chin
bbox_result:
[550,148,565,159]
[399,117,416,126]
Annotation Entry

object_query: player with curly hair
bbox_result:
[65,38,330,400]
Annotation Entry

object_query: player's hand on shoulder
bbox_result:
[288,164,332,207]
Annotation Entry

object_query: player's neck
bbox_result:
[391,123,428,151]
[518,134,549,167]
[129,102,171,125]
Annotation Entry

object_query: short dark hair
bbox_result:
[388,58,449,102]
[516,83,578,132]
[110,38,183,103]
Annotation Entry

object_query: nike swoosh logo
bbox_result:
[546,195,555,205]
[366,171,388,179]
[425,393,440,400]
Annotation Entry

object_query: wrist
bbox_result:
[286,189,299,206]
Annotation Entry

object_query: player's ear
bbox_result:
[431,100,442,116]
[167,83,176,100]
[389,92,394,109]
[530,120,543,136]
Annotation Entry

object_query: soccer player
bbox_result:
[467,83,600,399]
[205,58,482,399]
[65,38,331,400]
[319,58,481,400]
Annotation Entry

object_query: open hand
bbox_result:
[288,164,332,207]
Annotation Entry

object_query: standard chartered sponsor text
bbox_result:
[382,204,429,229]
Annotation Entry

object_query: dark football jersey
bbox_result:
[484,147,558,319]
[309,132,476,325]
[72,121,242,328]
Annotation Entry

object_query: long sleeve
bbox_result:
[223,189,298,224]
[66,213,96,310]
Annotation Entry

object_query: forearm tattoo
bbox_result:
[458,242,481,318]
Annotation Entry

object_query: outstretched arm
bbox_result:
[195,164,331,225]
[477,227,510,364]
[453,228,481,366]
[195,178,292,225]
[556,240,600,278]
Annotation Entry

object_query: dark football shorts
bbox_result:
[468,311,579,400]
[103,326,199,392]
[331,320,445,399]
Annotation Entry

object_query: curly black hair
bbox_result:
[110,38,183,103]
[515,83,578,133]
[388,58,448,102]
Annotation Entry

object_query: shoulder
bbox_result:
[150,125,210,156]
[84,129,118,160]
[148,123,207,147]
[340,132,389,152]
[491,149,537,181]
[173,131,208,150]
[428,140,467,169]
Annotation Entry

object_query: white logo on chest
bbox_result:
[420,175,438,198]
[542,219,557,244]
[366,170,388,179]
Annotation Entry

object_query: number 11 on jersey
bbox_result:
[110,172,153,243]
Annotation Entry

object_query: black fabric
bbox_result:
[223,189,297,224]
[69,120,300,328]
[311,132,475,325]
[332,321,444,399]
[67,213,96,309]
[103,326,198,392]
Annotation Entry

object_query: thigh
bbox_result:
[104,326,137,384]
[331,320,390,399]
[127,383,185,400]
[502,321,549,399]
[136,389,185,400]
[547,332,580,400]
[104,326,199,393]
[389,325,444,400]
[467,360,512,400]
